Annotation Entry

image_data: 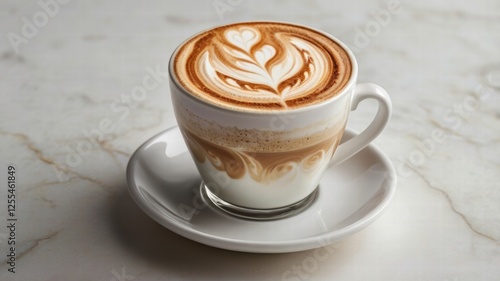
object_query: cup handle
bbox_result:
[329,83,392,167]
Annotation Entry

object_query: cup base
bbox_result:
[200,183,319,221]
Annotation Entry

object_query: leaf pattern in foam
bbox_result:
[206,26,315,100]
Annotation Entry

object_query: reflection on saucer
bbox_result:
[126,126,397,253]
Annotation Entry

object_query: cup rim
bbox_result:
[168,20,359,116]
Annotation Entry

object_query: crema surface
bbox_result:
[173,22,352,112]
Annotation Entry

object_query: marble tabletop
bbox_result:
[1,0,499,280]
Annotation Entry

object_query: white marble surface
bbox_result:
[1,0,500,280]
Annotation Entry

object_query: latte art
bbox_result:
[173,22,352,111]
[204,27,326,105]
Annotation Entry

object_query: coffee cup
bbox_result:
[169,21,391,220]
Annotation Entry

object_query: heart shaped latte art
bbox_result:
[174,22,351,111]
[204,26,329,105]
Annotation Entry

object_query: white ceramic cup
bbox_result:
[169,22,392,220]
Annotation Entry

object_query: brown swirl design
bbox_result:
[173,22,352,111]
[181,128,340,183]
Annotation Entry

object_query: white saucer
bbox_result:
[126,126,397,253]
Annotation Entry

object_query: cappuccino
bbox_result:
[167,21,392,217]
[172,22,352,112]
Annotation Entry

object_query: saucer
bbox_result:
[126,126,397,253]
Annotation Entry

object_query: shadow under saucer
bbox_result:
[124,126,397,253]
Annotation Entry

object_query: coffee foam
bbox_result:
[173,22,352,112]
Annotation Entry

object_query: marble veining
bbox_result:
[0,0,499,280]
